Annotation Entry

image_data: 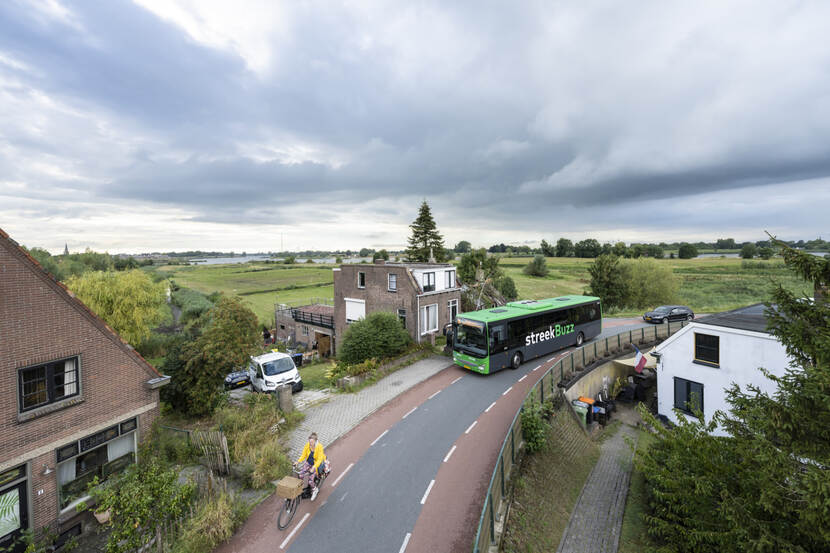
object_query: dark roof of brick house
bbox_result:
[295,303,334,316]
[0,227,162,378]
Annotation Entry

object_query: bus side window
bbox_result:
[490,324,506,351]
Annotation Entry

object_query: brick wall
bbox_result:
[0,236,161,534]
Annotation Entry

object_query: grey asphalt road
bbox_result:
[286,319,647,553]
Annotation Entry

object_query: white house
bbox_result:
[653,304,790,435]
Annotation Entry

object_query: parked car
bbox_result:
[643,305,694,323]
[248,351,303,393]
[224,369,250,390]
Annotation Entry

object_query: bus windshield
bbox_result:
[454,318,487,358]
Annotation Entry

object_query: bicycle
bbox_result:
[277,463,330,530]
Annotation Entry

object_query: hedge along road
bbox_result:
[214,318,650,553]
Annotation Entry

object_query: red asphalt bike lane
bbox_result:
[213,366,464,553]
[405,350,572,553]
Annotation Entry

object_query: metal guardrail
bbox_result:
[471,320,689,553]
[290,308,335,329]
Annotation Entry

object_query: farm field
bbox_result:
[157,262,335,324]
[498,256,809,316]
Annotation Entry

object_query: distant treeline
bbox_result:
[24,247,154,281]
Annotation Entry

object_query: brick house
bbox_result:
[274,303,335,356]
[333,260,461,352]
[0,229,168,551]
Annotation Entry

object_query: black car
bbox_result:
[224,370,250,390]
[643,305,694,323]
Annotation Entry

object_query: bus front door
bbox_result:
[489,324,509,372]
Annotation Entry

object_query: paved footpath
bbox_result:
[556,424,639,553]
[285,355,449,461]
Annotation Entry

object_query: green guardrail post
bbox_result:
[560,361,563,382]
[489,493,495,543]
[541,378,545,402]
[641,327,645,341]
[511,428,515,463]
[618,333,621,349]
[501,458,506,497]
[594,342,597,358]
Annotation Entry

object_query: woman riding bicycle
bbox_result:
[294,432,328,501]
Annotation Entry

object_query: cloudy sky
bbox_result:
[1,0,828,254]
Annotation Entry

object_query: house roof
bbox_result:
[0,227,162,378]
[294,303,334,316]
[696,303,771,334]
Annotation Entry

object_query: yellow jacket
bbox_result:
[296,441,326,471]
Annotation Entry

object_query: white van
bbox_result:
[248,352,303,393]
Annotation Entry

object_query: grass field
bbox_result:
[157,262,335,324]
[500,256,809,316]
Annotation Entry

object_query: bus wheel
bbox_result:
[576,332,584,347]
[511,352,522,370]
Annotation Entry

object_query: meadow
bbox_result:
[157,262,335,324]
[500,256,809,316]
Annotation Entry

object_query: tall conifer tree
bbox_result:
[405,200,446,262]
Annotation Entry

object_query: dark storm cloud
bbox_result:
[1,0,828,243]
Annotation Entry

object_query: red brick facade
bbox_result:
[333,261,460,352]
[0,229,164,548]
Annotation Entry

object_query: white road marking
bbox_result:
[370,429,389,447]
[450,376,462,385]
[547,356,556,362]
[280,512,310,549]
[331,463,354,487]
[428,389,441,400]
[518,375,527,382]
[465,420,477,434]
[399,533,412,553]
[533,365,541,371]
[485,401,496,413]
[444,445,457,462]
[421,479,435,504]
[402,406,417,419]
[502,386,513,396]
[340,492,348,502]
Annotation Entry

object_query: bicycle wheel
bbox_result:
[277,496,300,530]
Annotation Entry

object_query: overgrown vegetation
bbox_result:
[521,399,552,453]
[338,311,411,365]
[587,256,677,310]
[523,255,550,277]
[634,240,830,552]
[172,489,252,553]
[171,285,215,324]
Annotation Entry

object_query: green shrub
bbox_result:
[338,311,411,365]
[522,399,550,453]
[619,257,678,309]
[523,255,550,277]
[149,425,199,465]
[171,287,214,323]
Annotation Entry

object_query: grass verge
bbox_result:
[618,429,657,553]
[502,406,600,552]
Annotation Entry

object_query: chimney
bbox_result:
[428,247,436,264]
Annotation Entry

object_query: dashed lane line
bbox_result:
[533,365,541,371]
[421,479,435,505]
[399,533,412,553]
[402,406,417,419]
[485,401,496,413]
[444,445,457,463]
[280,513,310,549]
[465,420,477,434]
[502,386,513,396]
[428,389,441,400]
[331,463,354,487]
[370,429,389,447]
[518,375,527,382]
[450,376,462,385]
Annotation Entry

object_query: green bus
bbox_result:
[452,296,602,374]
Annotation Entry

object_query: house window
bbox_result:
[423,272,435,292]
[445,270,456,288]
[18,357,79,413]
[301,325,309,336]
[345,298,366,324]
[448,299,458,321]
[357,272,366,288]
[388,273,397,292]
[56,423,136,510]
[674,377,704,415]
[421,304,438,334]
[397,308,407,329]
[694,333,719,366]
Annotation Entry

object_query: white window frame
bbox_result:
[388,273,397,292]
[301,325,309,336]
[421,303,438,334]
[357,271,366,289]
[448,299,458,321]
[445,270,456,289]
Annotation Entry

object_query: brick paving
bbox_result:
[556,424,639,553]
[285,355,450,460]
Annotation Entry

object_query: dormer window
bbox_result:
[423,272,435,292]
